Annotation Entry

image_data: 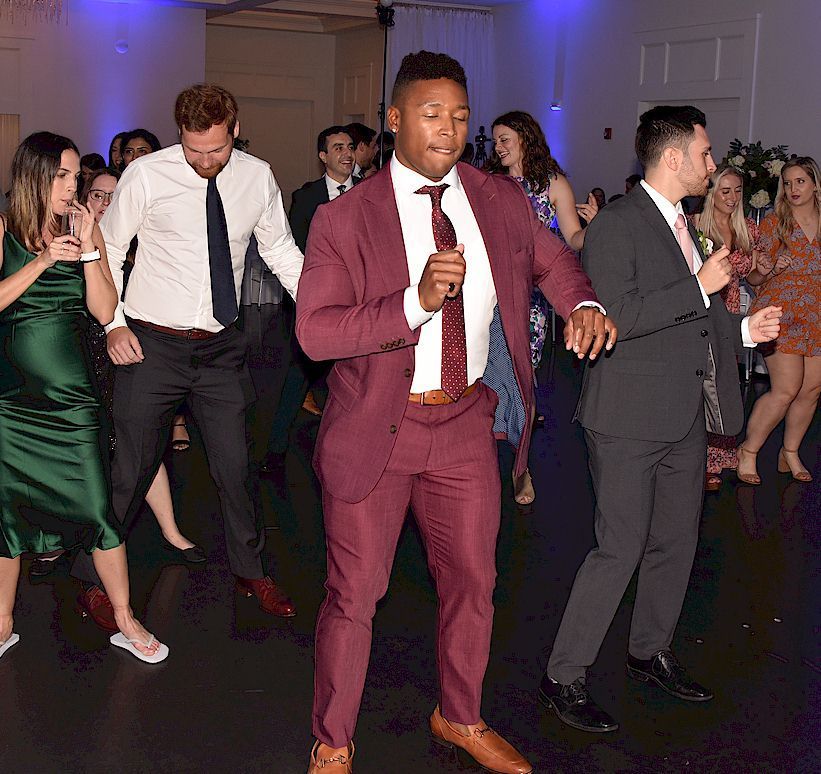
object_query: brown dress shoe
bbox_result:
[302,390,323,416]
[307,741,354,773]
[236,576,296,617]
[76,585,119,633]
[430,706,532,774]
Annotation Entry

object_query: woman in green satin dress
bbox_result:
[0,132,168,663]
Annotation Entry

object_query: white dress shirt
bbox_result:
[101,145,303,333]
[392,156,497,393]
[640,180,754,346]
[325,173,354,201]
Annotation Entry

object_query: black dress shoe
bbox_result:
[162,539,207,564]
[627,650,713,701]
[538,675,619,733]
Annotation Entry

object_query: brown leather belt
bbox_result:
[132,319,226,340]
[408,382,478,406]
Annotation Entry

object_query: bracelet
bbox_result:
[80,249,101,263]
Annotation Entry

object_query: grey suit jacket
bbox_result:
[575,185,745,443]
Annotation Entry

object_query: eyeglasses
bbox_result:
[88,190,114,204]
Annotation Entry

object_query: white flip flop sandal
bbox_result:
[0,632,20,659]
[110,631,169,664]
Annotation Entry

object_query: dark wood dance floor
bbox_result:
[1,308,818,773]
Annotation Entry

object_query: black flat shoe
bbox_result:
[162,538,207,564]
[29,555,64,578]
[538,674,619,733]
[627,650,713,701]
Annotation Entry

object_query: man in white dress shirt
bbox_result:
[70,84,303,621]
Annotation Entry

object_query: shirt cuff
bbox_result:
[695,276,711,308]
[571,301,606,315]
[741,316,756,348]
[404,285,436,330]
[104,305,128,334]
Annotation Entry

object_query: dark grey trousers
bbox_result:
[71,320,265,586]
[547,406,706,684]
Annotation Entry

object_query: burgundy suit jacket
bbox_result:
[296,162,597,503]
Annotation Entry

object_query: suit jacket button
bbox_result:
[404,368,412,377]
[701,329,708,337]
[696,369,704,377]
[389,424,397,434]
[399,338,405,345]
[380,344,387,350]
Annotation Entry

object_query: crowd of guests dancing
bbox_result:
[0,48,818,774]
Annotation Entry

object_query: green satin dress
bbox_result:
[0,231,121,558]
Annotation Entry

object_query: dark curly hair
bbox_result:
[391,50,467,103]
[487,111,565,195]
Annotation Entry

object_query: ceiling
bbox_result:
[166,0,518,33]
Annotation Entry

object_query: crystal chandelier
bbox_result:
[0,0,64,23]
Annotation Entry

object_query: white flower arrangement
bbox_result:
[764,159,786,176]
[723,139,789,214]
[750,189,771,209]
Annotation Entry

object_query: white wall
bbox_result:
[0,0,205,161]
[205,25,336,205]
[493,0,821,201]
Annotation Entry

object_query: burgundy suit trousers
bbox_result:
[312,382,502,747]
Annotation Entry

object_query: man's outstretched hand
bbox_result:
[564,307,617,360]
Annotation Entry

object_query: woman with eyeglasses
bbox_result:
[0,132,168,662]
[84,168,205,563]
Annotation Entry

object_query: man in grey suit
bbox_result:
[538,106,782,732]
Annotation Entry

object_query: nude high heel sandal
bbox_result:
[777,448,812,483]
[736,446,761,485]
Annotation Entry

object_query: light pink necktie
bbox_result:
[674,214,695,273]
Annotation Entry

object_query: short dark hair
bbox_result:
[391,50,467,104]
[345,122,376,149]
[317,126,352,155]
[122,128,162,154]
[80,153,107,171]
[625,173,642,186]
[635,105,706,169]
[174,83,239,134]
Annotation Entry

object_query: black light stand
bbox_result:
[473,125,489,168]
[376,0,395,168]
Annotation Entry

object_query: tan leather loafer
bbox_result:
[430,706,532,773]
[307,740,354,773]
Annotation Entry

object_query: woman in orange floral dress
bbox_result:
[738,157,821,484]
[694,165,765,490]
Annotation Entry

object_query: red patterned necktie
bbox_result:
[415,183,468,401]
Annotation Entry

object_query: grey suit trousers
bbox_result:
[548,404,706,684]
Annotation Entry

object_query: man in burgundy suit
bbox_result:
[296,51,616,774]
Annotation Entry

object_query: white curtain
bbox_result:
[387,5,496,148]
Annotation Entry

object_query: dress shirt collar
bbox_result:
[324,173,354,199]
[164,143,237,182]
[390,155,463,199]
[640,179,684,228]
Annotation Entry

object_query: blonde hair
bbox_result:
[773,156,821,248]
[695,165,752,254]
[7,132,78,252]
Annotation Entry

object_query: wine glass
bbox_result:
[61,205,84,239]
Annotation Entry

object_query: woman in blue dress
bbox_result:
[487,111,599,505]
